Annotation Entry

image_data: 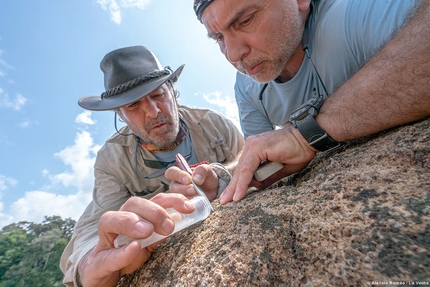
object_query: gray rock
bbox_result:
[116,118,430,286]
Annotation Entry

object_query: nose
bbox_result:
[223,34,249,64]
[142,97,160,118]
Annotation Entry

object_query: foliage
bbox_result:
[0,216,75,287]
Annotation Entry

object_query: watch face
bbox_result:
[308,96,320,107]
[291,97,321,120]
[290,106,310,120]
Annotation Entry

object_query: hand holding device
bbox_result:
[114,195,211,248]
[114,153,213,249]
[254,161,284,181]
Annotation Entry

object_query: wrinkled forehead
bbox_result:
[194,0,215,22]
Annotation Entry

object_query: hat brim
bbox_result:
[78,64,185,111]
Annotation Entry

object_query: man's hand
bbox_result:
[166,164,219,201]
[77,193,195,287]
[220,124,317,204]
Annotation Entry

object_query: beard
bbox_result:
[236,4,304,83]
[130,108,180,149]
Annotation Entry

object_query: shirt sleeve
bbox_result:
[60,152,131,287]
[344,0,421,65]
[234,72,274,138]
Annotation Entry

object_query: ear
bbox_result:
[115,110,124,121]
[297,0,311,12]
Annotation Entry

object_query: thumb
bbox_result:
[192,165,213,185]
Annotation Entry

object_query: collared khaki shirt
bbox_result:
[60,106,244,286]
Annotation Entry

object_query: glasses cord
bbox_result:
[114,112,133,136]
[259,83,274,130]
[302,3,328,98]
[133,118,192,180]
[259,2,328,128]
[134,136,170,180]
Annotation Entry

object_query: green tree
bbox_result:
[0,216,75,287]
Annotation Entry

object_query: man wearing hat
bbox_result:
[60,45,243,287]
[177,0,429,204]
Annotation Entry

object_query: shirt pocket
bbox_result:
[210,137,230,164]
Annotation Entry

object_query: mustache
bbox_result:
[145,114,173,131]
[236,57,265,74]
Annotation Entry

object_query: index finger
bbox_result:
[165,165,192,185]
[115,194,194,237]
[220,153,261,204]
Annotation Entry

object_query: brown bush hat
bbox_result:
[79,45,185,111]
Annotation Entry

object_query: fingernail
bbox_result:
[219,194,226,204]
[193,174,204,185]
[135,221,151,235]
[162,218,174,233]
[184,200,194,210]
[188,186,196,196]
[182,175,190,184]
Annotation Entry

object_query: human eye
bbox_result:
[151,91,164,99]
[215,35,225,46]
[209,32,223,45]
[238,14,255,28]
[125,102,138,109]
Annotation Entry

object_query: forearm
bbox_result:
[318,0,430,142]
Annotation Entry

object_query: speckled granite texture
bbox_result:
[116,118,430,287]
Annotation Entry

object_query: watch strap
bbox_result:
[296,115,341,152]
[209,163,232,198]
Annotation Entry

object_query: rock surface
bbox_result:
[116,119,430,286]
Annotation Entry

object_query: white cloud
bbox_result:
[0,209,12,227]
[0,130,102,228]
[200,91,241,129]
[95,0,151,24]
[17,120,30,128]
[76,110,96,125]
[0,175,17,192]
[6,190,91,226]
[50,130,101,189]
[0,175,18,227]
[0,49,14,70]
[0,90,27,111]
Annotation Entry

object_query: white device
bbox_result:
[114,195,212,249]
[254,161,284,181]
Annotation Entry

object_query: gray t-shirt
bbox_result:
[234,0,421,138]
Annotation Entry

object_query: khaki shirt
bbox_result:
[60,106,244,286]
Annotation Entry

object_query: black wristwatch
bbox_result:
[289,96,341,152]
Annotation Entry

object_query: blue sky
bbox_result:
[0,0,239,228]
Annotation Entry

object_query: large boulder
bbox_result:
[116,119,430,286]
